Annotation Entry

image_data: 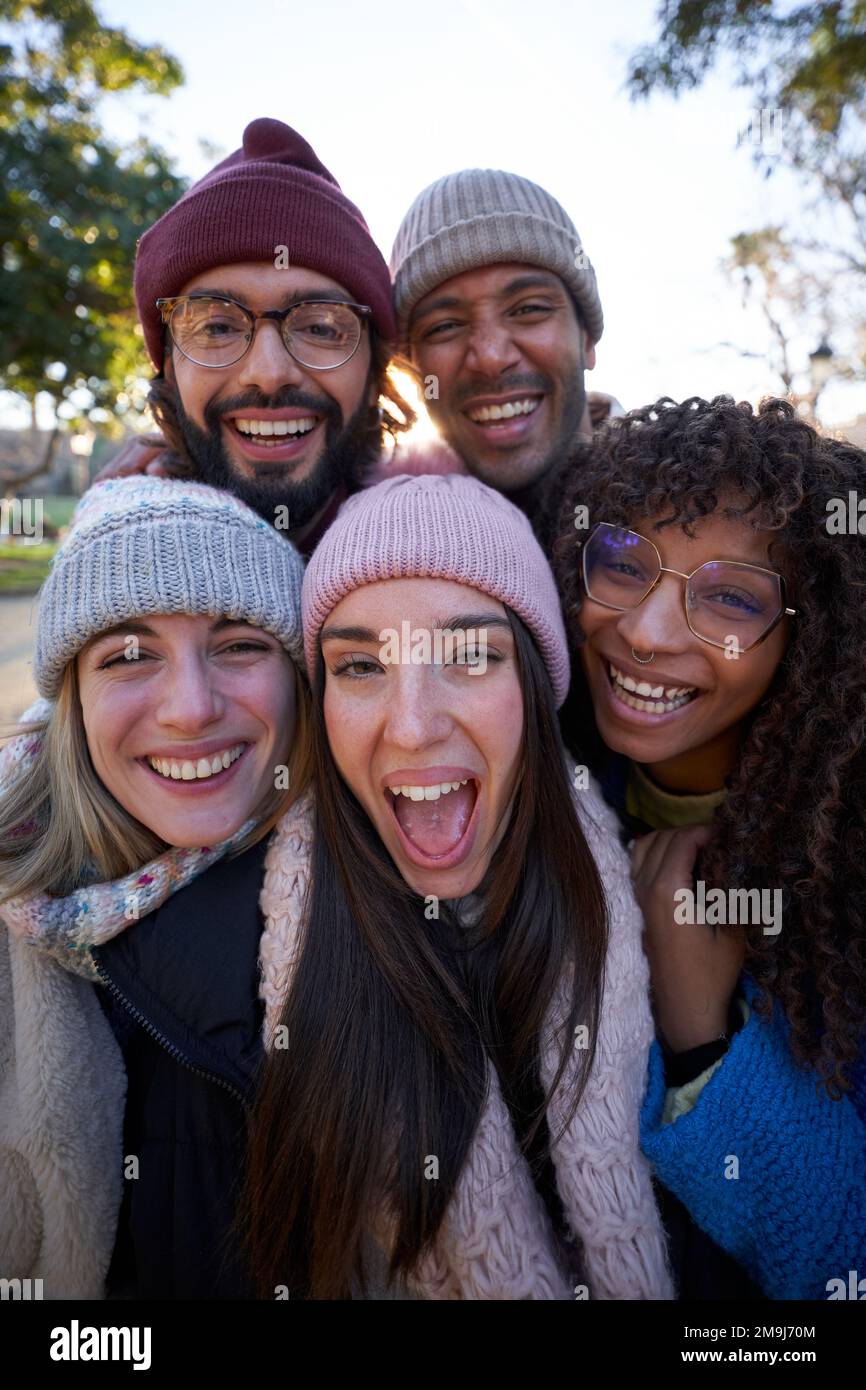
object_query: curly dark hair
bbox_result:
[550,395,866,1097]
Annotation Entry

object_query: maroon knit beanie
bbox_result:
[134,117,396,369]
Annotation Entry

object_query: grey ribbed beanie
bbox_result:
[34,476,306,699]
[390,168,603,351]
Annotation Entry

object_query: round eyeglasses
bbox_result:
[581,523,796,653]
[156,294,373,371]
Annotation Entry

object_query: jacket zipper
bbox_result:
[91,956,248,1108]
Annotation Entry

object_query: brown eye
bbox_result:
[332,654,382,678]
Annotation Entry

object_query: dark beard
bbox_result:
[171,382,380,531]
[510,374,587,499]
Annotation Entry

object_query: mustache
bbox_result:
[203,388,342,429]
[453,371,552,408]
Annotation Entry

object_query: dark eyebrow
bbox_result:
[84,616,263,651]
[412,272,565,322]
[436,614,513,634]
[319,624,380,645]
[319,615,512,646]
[498,272,565,298]
[187,287,354,310]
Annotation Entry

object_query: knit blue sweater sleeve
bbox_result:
[640,987,866,1300]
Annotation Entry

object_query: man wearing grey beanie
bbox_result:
[390,168,618,528]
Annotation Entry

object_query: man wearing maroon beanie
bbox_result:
[110,117,412,553]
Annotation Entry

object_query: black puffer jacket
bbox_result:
[91,836,271,1300]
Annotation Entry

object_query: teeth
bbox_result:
[468,398,539,423]
[388,779,469,800]
[148,744,245,781]
[233,417,317,438]
[608,664,698,714]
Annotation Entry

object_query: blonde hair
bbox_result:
[0,658,312,904]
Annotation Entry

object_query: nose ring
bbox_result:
[631,647,655,665]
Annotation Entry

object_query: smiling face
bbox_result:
[577,511,792,792]
[320,577,524,898]
[408,263,595,492]
[76,613,296,847]
[167,262,377,532]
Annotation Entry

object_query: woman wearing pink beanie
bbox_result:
[240,472,673,1300]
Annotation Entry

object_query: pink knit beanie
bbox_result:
[302,472,570,706]
[134,117,396,369]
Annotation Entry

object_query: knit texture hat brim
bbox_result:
[35,478,306,699]
[390,168,603,352]
[301,471,570,706]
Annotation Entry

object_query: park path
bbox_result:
[0,593,40,725]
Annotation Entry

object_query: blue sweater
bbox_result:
[593,748,866,1300]
[640,978,866,1300]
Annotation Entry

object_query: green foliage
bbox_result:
[0,0,187,432]
[628,2,866,129]
[628,2,866,385]
[627,2,866,222]
[0,538,55,591]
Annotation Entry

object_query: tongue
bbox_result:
[393,784,476,858]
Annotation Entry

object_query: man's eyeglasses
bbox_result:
[580,522,796,653]
[155,293,373,371]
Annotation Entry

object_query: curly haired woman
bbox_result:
[550,395,866,1301]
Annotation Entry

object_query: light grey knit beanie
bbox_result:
[34,476,306,699]
[389,168,603,351]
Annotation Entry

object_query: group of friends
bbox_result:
[0,117,864,1302]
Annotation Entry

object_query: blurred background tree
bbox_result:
[0,0,188,492]
[628,1,866,418]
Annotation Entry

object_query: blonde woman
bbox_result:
[0,476,309,1298]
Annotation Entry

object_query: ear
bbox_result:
[583,331,597,372]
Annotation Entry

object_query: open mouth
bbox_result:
[230,416,319,444]
[384,778,479,861]
[466,396,541,426]
[607,662,700,715]
[222,413,324,458]
[143,742,247,784]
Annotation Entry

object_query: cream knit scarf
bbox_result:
[258,781,674,1302]
[3,707,672,1300]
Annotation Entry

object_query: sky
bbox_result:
[10,0,866,431]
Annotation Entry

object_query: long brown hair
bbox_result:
[239,609,609,1299]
